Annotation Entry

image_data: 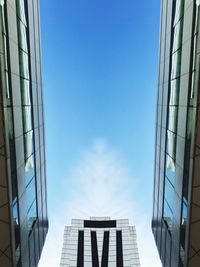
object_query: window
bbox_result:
[171,50,181,79]
[165,154,175,185]
[169,78,180,106]
[166,130,176,159]
[172,20,183,53]
[25,154,35,185]
[24,130,34,159]
[173,0,184,26]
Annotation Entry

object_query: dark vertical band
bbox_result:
[77,231,84,267]
[91,231,99,267]
[101,231,109,267]
[116,230,123,267]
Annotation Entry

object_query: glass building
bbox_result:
[0,0,48,266]
[60,217,140,267]
[152,0,200,266]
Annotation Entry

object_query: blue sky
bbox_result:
[39,0,162,266]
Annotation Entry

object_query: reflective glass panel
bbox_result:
[18,20,28,53]
[164,200,173,230]
[26,177,36,212]
[174,0,184,26]
[19,50,30,79]
[169,79,180,106]
[22,106,33,133]
[7,107,14,140]
[13,199,20,261]
[180,199,188,261]
[181,199,188,226]
[186,107,194,140]
[16,0,27,26]
[164,178,175,212]
[171,50,181,79]
[165,154,175,185]
[21,78,31,105]
[24,130,34,159]
[12,199,19,226]
[172,20,183,53]
[25,154,35,185]
[27,200,37,230]
[167,106,178,132]
[166,130,176,159]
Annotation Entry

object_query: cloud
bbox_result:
[38,139,161,267]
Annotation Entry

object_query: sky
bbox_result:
[38,0,162,266]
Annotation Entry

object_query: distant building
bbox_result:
[152,0,200,266]
[0,0,48,266]
[60,217,140,266]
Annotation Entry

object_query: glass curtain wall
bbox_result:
[163,0,185,230]
[0,2,21,265]
[16,0,37,231]
[180,0,200,264]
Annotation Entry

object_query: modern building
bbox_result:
[0,0,48,266]
[152,0,200,266]
[60,217,140,267]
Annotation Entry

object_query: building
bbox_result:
[60,217,140,267]
[0,0,48,266]
[152,0,200,266]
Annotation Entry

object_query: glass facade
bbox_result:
[0,0,48,266]
[60,218,141,267]
[152,0,200,267]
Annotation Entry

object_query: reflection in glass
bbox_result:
[164,200,173,231]
[166,130,176,159]
[186,108,194,140]
[26,177,36,213]
[21,78,31,105]
[171,50,181,79]
[180,199,188,262]
[18,20,28,52]
[167,106,178,133]
[172,20,183,53]
[25,154,35,185]
[22,106,33,133]
[13,199,20,263]
[173,0,184,26]
[19,50,30,79]
[16,0,27,26]
[27,200,37,230]
[169,79,180,106]
[164,178,174,212]
[165,154,175,185]
[7,107,14,140]
[24,130,34,159]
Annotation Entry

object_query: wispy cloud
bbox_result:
[39,139,161,267]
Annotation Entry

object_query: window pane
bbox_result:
[24,131,34,159]
[164,178,174,212]
[164,200,173,230]
[165,154,175,186]
[172,20,183,53]
[21,78,31,106]
[19,50,30,79]
[18,20,28,53]
[22,106,33,133]
[174,0,184,26]
[16,0,27,26]
[25,154,35,185]
[7,107,14,140]
[27,200,37,230]
[171,50,181,79]
[166,130,176,159]
[26,177,36,213]
[167,106,178,133]
[169,78,180,106]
